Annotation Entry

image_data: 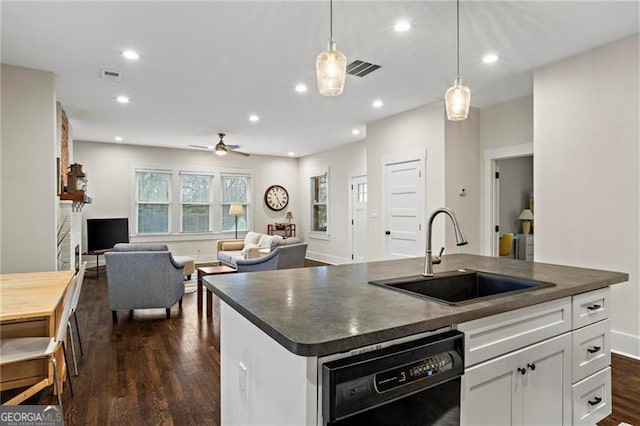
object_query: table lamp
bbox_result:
[285,211,293,225]
[229,204,245,239]
[518,209,534,234]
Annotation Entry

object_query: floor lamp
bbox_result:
[229,204,245,239]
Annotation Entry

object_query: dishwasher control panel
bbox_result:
[375,352,453,392]
[322,330,464,423]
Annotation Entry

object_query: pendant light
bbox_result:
[445,0,471,121]
[316,0,346,96]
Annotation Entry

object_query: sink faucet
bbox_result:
[423,207,468,277]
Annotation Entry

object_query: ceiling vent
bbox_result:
[101,69,122,82]
[346,60,381,77]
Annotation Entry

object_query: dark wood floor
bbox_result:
[3,269,639,425]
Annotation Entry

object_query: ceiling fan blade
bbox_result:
[226,144,241,150]
[189,144,213,150]
[228,149,250,157]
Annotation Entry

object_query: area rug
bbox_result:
[184,277,197,294]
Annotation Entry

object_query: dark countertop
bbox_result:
[203,254,628,357]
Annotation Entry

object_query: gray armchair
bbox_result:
[235,243,307,273]
[105,243,185,322]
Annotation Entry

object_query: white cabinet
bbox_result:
[461,333,572,425]
[459,287,612,426]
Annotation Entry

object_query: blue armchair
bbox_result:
[105,243,185,322]
[235,243,307,272]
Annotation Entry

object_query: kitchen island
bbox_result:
[204,254,628,425]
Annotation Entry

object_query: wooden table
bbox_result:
[0,270,75,404]
[197,265,236,319]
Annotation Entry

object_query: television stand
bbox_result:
[83,249,113,278]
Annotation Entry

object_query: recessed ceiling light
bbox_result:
[482,53,499,64]
[394,21,411,32]
[114,136,123,142]
[122,50,140,60]
[295,83,308,93]
[372,99,384,108]
[288,152,295,156]
[352,129,361,135]
[249,114,260,122]
[116,95,130,104]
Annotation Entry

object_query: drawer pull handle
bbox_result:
[517,367,526,375]
[587,346,601,354]
[527,363,536,371]
[588,396,602,406]
[587,304,601,311]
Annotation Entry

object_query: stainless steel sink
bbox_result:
[369,270,555,305]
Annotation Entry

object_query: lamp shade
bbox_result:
[445,77,471,121]
[229,204,244,216]
[316,41,346,96]
[285,211,293,220]
[518,209,534,221]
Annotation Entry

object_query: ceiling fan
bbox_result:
[189,133,250,157]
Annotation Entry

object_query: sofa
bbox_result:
[235,243,308,272]
[217,231,301,268]
[105,243,185,322]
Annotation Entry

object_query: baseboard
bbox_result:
[306,251,351,265]
[611,329,640,359]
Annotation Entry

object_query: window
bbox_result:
[357,182,368,203]
[136,171,171,234]
[181,173,213,233]
[311,172,328,233]
[221,174,250,232]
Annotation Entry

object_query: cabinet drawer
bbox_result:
[458,297,571,366]
[572,287,610,329]
[572,319,610,383]
[572,367,611,425]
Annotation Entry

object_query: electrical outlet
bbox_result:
[238,362,248,401]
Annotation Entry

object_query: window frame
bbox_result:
[219,172,253,234]
[309,169,330,240]
[135,169,173,235]
[179,171,214,234]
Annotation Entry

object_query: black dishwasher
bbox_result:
[322,330,464,426]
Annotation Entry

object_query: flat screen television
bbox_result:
[87,218,129,252]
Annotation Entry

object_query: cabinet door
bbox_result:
[521,333,572,426]
[461,348,521,425]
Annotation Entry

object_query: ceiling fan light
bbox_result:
[215,148,227,156]
[316,41,346,96]
[445,78,471,121]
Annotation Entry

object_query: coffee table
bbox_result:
[197,265,236,318]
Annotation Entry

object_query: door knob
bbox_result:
[527,363,536,371]
[385,230,391,235]
[517,367,526,375]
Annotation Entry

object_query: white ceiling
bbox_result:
[2,1,638,157]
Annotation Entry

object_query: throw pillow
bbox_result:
[244,231,261,246]
[241,243,260,258]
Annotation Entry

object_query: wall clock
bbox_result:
[264,185,289,211]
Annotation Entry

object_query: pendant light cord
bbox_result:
[330,0,333,41]
[456,0,460,78]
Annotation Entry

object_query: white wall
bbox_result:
[74,141,299,262]
[366,101,447,261]
[498,156,533,235]
[1,64,57,273]
[534,35,640,357]
[298,140,366,264]
[445,108,481,254]
[480,95,533,151]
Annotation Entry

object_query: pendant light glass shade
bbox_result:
[316,40,346,96]
[445,77,471,121]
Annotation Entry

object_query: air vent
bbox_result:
[101,69,122,82]
[346,60,381,77]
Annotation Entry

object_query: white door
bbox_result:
[383,159,424,258]
[350,175,367,262]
